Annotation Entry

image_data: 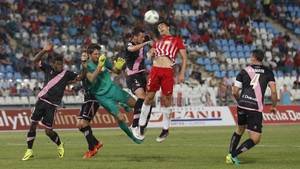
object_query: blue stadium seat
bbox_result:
[37,71,45,80]
[229,45,236,52]
[212,64,219,71]
[243,45,251,52]
[238,52,244,58]
[196,58,204,65]
[277,71,284,77]
[236,45,243,52]
[14,72,22,80]
[252,22,258,28]
[228,39,234,45]
[5,65,14,73]
[228,70,235,78]
[222,45,229,52]
[231,52,238,58]
[205,64,213,72]
[214,70,221,78]
[0,65,5,73]
[295,28,300,35]
[30,72,37,79]
[221,39,228,46]
[204,58,211,65]
[5,72,13,79]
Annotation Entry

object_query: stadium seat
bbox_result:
[196,58,204,65]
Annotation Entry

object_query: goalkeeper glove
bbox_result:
[98,54,106,68]
[114,57,126,70]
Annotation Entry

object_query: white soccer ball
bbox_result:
[144,10,159,24]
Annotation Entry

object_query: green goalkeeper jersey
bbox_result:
[87,59,113,96]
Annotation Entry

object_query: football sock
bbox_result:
[132,98,144,127]
[46,130,61,146]
[145,105,152,127]
[162,107,171,130]
[139,103,151,126]
[229,132,242,154]
[80,126,98,150]
[26,131,36,149]
[118,121,134,139]
[233,139,256,157]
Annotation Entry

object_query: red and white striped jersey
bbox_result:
[152,35,185,63]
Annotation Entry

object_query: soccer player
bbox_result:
[226,49,278,165]
[85,43,142,144]
[124,27,152,134]
[22,43,80,161]
[138,20,187,142]
[77,49,102,159]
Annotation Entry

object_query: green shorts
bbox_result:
[95,84,131,117]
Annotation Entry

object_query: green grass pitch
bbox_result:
[0,125,299,169]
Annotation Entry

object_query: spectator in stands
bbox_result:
[280,84,292,105]
[0,37,12,65]
[217,78,230,106]
[9,83,18,96]
[19,84,33,97]
[33,82,41,96]
[294,50,300,81]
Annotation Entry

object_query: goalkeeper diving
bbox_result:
[84,43,143,144]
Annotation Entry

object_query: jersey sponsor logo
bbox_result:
[241,94,257,101]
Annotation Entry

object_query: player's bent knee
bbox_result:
[45,128,53,136]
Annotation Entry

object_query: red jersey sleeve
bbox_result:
[152,41,157,49]
[176,37,185,49]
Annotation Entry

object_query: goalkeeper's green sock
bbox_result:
[118,121,142,144]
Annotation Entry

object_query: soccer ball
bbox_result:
[144,10,159,24]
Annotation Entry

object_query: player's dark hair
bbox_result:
[252,49,265,62]
[132,27,144,36]
[87,43,101,54]
[157,19,170,27]
[52,53,63,62]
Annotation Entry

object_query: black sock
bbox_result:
[80,126,98,150]
[46,130,61,146]
[229,132,241,154]
[233,139,256,157]
[27,131,36,149]
[144,105,152,127]
[132,98,144,127]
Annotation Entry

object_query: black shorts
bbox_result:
[237,107,263,133]
[126,72,147,93]
[78,100,99,121]
[31,99,57,129]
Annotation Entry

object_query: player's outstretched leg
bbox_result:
[22,122,37,161]
[118,120,143,144]
[45,129,64,158]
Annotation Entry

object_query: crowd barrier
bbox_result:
[1,105,299,131]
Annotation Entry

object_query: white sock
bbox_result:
[139,103,151,126]
[161,107,171,130]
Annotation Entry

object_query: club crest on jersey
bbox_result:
[164,40,171,45]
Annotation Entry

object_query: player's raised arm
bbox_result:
[127,41,152,52]
[112,57,126,74]
[86,55,105,83]
[33,43,53,65]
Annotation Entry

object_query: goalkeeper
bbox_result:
[85,43,142,144]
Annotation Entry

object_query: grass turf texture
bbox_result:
[0,125,299,169]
